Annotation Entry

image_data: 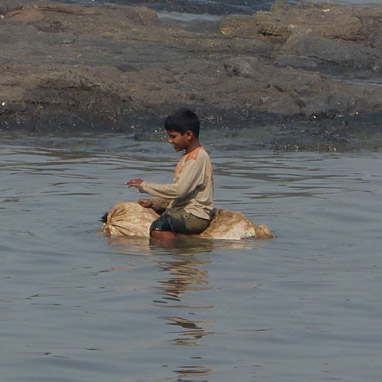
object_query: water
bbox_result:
[54,0,382,8]
[304,0,382,5]
[1,132,381,381]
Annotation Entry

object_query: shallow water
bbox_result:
[55,0,382,8]
[304,0,382,5]
[1,133,382,382]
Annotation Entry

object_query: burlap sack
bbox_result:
[199,209,273,240]
[102,201,273,240]
[102,201,159,238]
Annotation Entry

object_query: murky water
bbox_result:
[1,132,381,382]
[304,0,382,5]
[55,0,382,8]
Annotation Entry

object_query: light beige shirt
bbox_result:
[139,147,214,220]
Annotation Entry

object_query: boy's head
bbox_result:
[164,108,200,138]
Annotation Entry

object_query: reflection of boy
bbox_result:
[127,109,214,240]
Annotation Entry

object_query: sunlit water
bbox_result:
[1,132,381,382]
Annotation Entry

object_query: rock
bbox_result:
[275,55,319,70]
[1,0,382,150]
[219,0,382,70]
[282,29,382,70]
[222,56,379,117]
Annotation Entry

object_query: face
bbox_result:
[167,130,191,152]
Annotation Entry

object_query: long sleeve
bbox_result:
[151,197,170,214]
[138,148,213,220]
[140,159,202,199]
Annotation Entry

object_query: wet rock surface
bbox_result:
[1,0,382,150]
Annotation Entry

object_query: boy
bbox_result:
[127,109,214,240]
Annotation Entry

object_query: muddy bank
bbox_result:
[1,0,382,150]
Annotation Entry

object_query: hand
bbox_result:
[126,179,144,188]
[138,199,153,208]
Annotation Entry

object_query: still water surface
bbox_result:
[1,133,381,382]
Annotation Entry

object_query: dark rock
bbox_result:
[275,55,319,70]
[1,0,382,150]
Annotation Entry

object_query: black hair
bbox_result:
[164,108,200,138]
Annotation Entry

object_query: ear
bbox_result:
[185,130,194,140]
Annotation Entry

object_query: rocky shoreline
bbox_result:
[1,0,382,150]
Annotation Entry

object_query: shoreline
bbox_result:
[1,0,382,151]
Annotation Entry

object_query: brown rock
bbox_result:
[1,0,382,150]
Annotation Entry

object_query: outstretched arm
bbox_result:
[139,160,202,199]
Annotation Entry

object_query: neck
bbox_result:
[185,140,201,154]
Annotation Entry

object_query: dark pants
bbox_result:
[150,209,210,235]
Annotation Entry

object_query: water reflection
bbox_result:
[106,236,152,252]
[106,228,258,382]
[155,254,211,302]
[107,237,227,380]
[155,248,214,350]
[174,365,212,382]
[154,242,215,381]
